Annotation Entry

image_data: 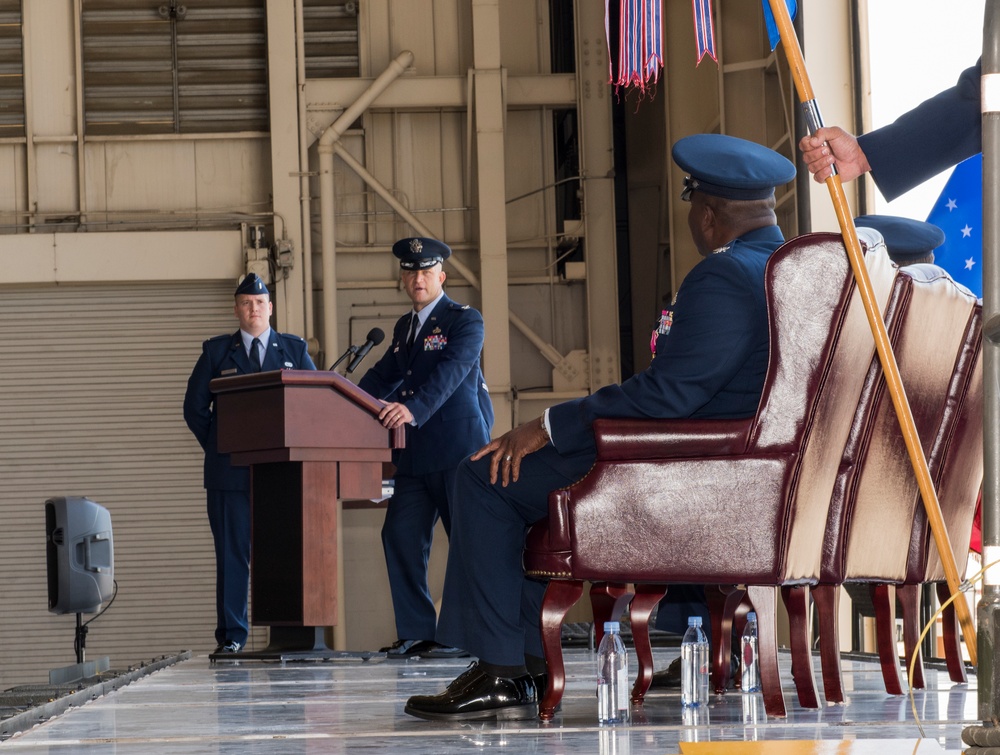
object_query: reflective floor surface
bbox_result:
[0,647,978,754]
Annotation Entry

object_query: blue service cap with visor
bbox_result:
[854,214,945,264]
[393,237,453,270]
[672,133,797,202]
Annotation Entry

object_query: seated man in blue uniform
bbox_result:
[403,133,797,721]
[854,214,945,267]
[358,238,494,660]
[183,272,316,655]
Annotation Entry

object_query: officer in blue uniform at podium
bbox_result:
[403,133,797,721]
[358,238,493,660]
[183,273,316,655]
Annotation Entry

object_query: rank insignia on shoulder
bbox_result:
[461,304,470,309]
[424,334,447,351]
[712,243,732,255]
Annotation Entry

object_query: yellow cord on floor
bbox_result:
[908,556,999,737]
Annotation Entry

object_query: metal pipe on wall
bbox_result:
[978,0,1000,725]
[317,50,414,366]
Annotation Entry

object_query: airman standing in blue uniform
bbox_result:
[183,273,316,654]
[403,133,796,721]
[358,238,493,660]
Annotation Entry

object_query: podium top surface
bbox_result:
[210,369,404,450]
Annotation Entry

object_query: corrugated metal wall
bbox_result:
[0,280,266,684]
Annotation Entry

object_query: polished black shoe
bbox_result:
[404,662,539,721]
[380,639,438,659]
[650,656,682,689]
[418,643,471,659]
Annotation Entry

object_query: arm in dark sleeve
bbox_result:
[357,343,402,401]
[183,345,214,451]
[548,254,759,455]
[860,61,981,201]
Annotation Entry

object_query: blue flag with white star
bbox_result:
[925,153,982,297]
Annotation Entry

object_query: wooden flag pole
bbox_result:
[766,0,978,664]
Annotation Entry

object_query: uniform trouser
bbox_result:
[382,468,458,641]
[434,444,711,666]
[435,445,593,666]
[206,488,251,646]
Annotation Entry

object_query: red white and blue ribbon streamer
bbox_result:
[691,0,717,65]
[606,0,664,92]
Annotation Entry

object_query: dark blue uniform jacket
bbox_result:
[184,329,316,491]
[359,294,493,476]
[548,225,783,456]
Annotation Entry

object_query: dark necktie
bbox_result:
[249,337,262,372]
[406,315,418,349]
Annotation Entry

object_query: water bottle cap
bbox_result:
[747,611,757,621]
[603,621,620,633]
[687,616,702,627]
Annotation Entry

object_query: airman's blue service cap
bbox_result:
[854,215,945,264]
[393,237,452,270]
[235,272,269,297]
[672,133,796,201]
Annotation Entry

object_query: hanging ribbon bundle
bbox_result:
[606,0,663,93]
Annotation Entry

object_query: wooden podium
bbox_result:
[210,369,403,657]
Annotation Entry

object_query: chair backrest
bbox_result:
[827,265,980,583]
[771,238,897,582]
[908,302,983,583]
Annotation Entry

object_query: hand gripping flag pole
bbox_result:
[766,0,978,664]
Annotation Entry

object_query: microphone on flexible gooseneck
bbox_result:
[346,328,386,373]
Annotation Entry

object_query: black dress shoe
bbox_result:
[649,652,741,690]
[404,662,538,721]
[650,657,682,689]
[380,639,438,659]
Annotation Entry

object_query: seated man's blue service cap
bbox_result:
[393,237,452,270]
[235,272,269,297]
[854,215,945,263]
[672,133,796,200]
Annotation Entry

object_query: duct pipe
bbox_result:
[317,50,415,366]
[331,142,566,369]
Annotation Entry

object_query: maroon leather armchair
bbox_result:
[523,233,899,719]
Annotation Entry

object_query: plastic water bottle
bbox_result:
[596,620,630,724]
[680,616,709,707]
[740,611,761,693]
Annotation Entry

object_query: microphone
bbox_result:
[328,343,358,371]
[346,328,385,373]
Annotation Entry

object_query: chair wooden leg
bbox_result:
[936,582,968,683]
[871,583,904,695]
[629,584,667,704]
[746,585,786,718]
[589,582,632,650]
[539,579,585,720]
[706,585,745,694]
[896,583,925,689]
[811,584,844,703]
[781,585,819,708]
